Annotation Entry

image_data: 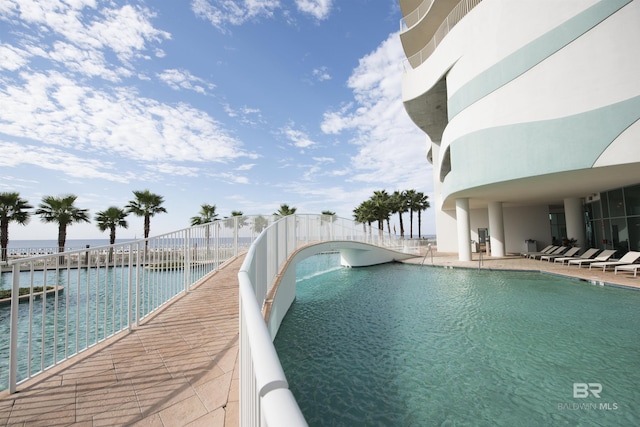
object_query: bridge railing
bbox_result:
[1,215,274,394]
[238,214,421,426]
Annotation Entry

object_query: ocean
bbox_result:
[5,239,136,250]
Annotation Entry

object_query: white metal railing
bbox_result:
[402,0,483,71]
[1,215,274,394]
[400,0,436,31]
[238,214,423,426]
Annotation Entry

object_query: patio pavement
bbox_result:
[2,248,639,426]
[0,255,243,427]
[402,250,640,290]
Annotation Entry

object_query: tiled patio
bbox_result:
[0,256,243,427]
[403,251,640,290]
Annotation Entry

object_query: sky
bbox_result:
[0,0,434,241]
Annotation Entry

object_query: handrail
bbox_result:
[399,0,436,32]
[238,214,423,426]
[402,0,483,72]
[2,215,272,393]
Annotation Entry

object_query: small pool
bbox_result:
[274,254,640,426]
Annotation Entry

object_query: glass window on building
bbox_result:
[628,216,640,252]
[608,189,625,218]
[610,218,629,253]
[549,212,566,246]
[587,201,601,220]
[624,184,640,216]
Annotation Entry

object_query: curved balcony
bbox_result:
[401,0,482,71]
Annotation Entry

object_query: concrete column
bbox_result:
[456,198,471,261]
[488,201,505,257]
[564,198,585,248]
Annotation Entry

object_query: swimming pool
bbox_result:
[274,253,640,426]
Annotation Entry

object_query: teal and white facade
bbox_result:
[399,0,640,260]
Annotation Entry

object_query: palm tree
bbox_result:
[95,207,128,262]
[0,192,32,262]
[36,194,90,254]
[191,204,219,253]
[391,190,408,237]
[353,200,376,236]
[225,210,247,229]
[252,215,269,234]
[190,204,219,226]
[321,210,336,224]
[274,204,297,217]
[126,190,167,246]
[370,190,392,232]
[416,192,430,239]
[404,189,419,238]
[95,207,129,245]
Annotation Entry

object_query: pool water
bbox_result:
[274,254,640,426]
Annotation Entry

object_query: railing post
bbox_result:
[184,228,191,293]
[234,216,239,257]
[215,223,220,270]
[128,243,133,331]
[135,241,141,327]
[8,263,20,394]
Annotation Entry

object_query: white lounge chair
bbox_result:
[554,248,599,265]
[567,249,617,268]
[589,251,640,272]
[530,246,566,260]
[614,264,640,277]
[522,245,554,258]
[541,246,580,262]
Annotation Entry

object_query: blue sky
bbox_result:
[0,0,434,241]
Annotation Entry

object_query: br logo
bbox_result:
[573,383,602,398]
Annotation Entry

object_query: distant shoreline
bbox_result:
[5,238,138,250]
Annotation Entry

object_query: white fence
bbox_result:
[1,215,274,394]
[238,215,423,426]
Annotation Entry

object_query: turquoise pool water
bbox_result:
[274,254,640,426]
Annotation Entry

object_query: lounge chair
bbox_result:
[554,248,599,265]
[614,264,640,277]
[521,245,554,258]
[540,246,580,262]
[530,246,567,260]
[567,249,616,268]
[589,251,640,272]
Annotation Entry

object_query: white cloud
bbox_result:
[157,69,215,94]
[295,0,332,20]
[320,32,432,190]
[0,71,255,164]
[312,66,331,82]
[0,140,133,183]
[236,163,256,171]
[0,44,29,71]
[191,0,281,32]
[0,1,170,79]
[223,104,263,125]
[150,163,201,177]
[281,124,316,149]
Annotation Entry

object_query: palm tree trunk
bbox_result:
[409,209,414,239]
[398,213,404,238]
[418,211,422,239]
[1,220,8,262]
[58,224,67,264]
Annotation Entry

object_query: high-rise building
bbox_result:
[399,0,640,260]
